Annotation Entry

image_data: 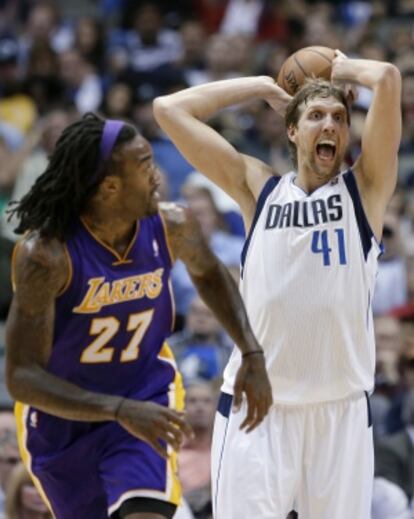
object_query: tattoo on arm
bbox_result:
[6,235,121,422]
[163,205,260,354]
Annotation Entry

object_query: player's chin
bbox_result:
[314,156,340,178]
[147,194,160,214]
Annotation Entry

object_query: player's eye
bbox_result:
[310,111,322,120]
[334,113,344,123]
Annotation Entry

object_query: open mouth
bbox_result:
[316,142,336,162]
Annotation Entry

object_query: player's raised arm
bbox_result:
[153,77,290,212]
[161,203,273,431]
[331,52,402,239]
[6,236,190,458]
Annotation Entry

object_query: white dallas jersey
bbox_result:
[222,170,381,404]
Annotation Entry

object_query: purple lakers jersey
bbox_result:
[24,213,180,456]
[52,213,175,396]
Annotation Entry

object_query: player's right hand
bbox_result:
[115,399,194,458]
[233,353,273,433]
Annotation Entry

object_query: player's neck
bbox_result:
[294,167,337,194]
[82,211,137,256]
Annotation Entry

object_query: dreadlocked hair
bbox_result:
[6,112,137,241]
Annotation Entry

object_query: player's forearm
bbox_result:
[6,310,120,421]
[191,262,261,355]
[154,76,274,121]
[333,59,400,91]
[7,364,121,421]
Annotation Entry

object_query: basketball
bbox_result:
[277,46,336,95]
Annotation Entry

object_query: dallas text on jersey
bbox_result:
[265,194,343,229]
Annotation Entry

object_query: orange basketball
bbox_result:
[277,46,336,95]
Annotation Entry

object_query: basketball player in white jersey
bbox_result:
[153,51,402,519]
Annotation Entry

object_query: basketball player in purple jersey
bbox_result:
[5,113,272,519]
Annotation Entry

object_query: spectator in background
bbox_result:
[1,109,73,242]
[400,70,414,154]
[399,194,414,256]
[241,101,291,175]
[375,388,414,502]
[303,2,341,50]
[373,212,408,315]
[386,339,414,435]
[0,411,19,518]
[74,17,106,73]
[371,477,411,519]
[178,382,217,519]
[24,39,64,115]
[0,138,14,216]
[133,99,193,200]
[177,20,207,88]
[127,2,182,71]
[375,315,403,382]
[108,2,183,93]
[169,296,232,384]
[391,255,414,320]
[5,463,52,519]
[101,82,133,120]
[0,35,37,140]
[187,34,238,86]
[25,40,58,80]
[356,35,389,63]
[372,316,403,438]
[182,171,245,237]
[58,49,102,113]
[346,104,367,165]
[220,0,265,37]
[171,186,244,317]
[0,1,18,34]
[19,0,73,56]
[191,0,226,35]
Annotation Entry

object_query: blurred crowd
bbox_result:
[0,0,414,518]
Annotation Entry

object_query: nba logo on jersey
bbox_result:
[330,177,339,185]
[29,411,38,428]
[152,239,159,257]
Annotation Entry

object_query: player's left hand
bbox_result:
[233,353,273,433]
[331,50,358,104]
[263,81,292,116]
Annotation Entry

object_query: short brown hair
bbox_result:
[285,79,351,168]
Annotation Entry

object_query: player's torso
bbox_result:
[52,214,176,398]
[224,170,381,404]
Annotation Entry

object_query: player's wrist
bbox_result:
[242,350,264,359]
[257,76,278,97]
[113,397,125,421]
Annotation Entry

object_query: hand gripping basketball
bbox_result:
[277,46,336,95]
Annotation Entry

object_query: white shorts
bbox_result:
[212,392,374,519]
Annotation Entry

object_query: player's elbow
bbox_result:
[378,64,401,91]
[153,96,174,125]
[6,362,37,402]
[6,365,23,401]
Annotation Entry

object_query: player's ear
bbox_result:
[99,175,122,196]
[287,124,297,144]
